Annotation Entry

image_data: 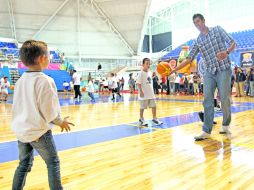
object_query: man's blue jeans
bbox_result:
[203,69,232,134]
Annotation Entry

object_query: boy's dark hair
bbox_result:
[142,58,150,65]
[73,70,77,73]
[19,40,48,66]
[193,14,205,21]
[4,76,8,79]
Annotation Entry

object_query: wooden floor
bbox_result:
[1,93,254,190]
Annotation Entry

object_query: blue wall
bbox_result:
[19,69,71,91]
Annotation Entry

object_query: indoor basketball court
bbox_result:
[1,0,254,189]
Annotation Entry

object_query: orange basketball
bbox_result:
[156,62,172,76]
[10,85,14,90]
[81,86,86,92]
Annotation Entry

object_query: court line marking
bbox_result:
[1,108,254,163]
[125,123,162,131]
[0,100,253,144]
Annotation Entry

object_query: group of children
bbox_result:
[10,39,162,189]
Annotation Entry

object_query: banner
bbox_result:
[168,59,177,69]
[240,51,254,68]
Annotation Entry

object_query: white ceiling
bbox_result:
[0,0,151,58]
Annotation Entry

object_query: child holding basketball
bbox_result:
[136,58,163,126]
[11,40,74,190]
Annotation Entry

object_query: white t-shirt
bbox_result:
[136,70,155,100]
[116,75,120,83]
[0,81,11,94]
[169,73,176,83]
[63,82,69,87]
[72,72,81,85]
[11,72,61,143]
[110,77,118,89]
[103,80,108,86]
[188,74,194,84]
[175,76,180,83]
[87,81,95,93]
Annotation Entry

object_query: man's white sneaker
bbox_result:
[194,131,211,141]
[219,125,231,134]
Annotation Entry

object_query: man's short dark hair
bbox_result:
[193,14,205,21]
[142,58,150,65]
[19,40,48,66]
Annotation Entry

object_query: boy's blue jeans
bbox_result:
[12,130,63,190]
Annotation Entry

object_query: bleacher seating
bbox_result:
[50,51,62,63]
[161,28,254,66]
[19,69,71,91]
[0,42,19,58]
[0,42,17,48]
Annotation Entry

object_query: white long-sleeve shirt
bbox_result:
[12,72,61,143]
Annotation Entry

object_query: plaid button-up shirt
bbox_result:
[187,26,235,74]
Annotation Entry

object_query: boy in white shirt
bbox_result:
[11,40,74,189]
[136,58,163,126]
[110,73,121,100]
[102,79,109,93]
[62,81,69,95]
[87,78,95,102]
[72,70,82,99]
[0,76,10,101]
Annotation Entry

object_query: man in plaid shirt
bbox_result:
[171,14,236,140]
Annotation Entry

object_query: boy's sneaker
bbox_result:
[138,119,148,126]
[194,131,211,141]
[152,119,163,126]
[219,125,231,134]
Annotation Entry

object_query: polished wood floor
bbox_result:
[1,93,254,190]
